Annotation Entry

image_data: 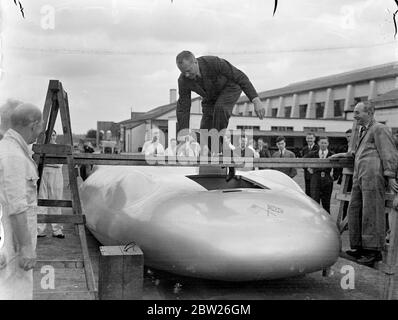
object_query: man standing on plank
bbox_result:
[175,51,265,138]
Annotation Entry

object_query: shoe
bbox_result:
[37,234,46,238]
[226,167,235,182]
[356,251,382,267]
[52,233,65,239]
[345,249,364,259]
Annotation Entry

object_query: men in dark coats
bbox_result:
[271,136,297,178]
[305,136,335,213]
[332,101,398,266]
[300,132,319,196]
[256,138,271,159]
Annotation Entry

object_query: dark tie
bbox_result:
[359,126,366,138]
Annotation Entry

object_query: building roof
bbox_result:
[120,97,202,127]
[238,61,398,104]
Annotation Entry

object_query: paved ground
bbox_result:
[32,167,392,300]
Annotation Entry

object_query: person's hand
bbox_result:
[307,168,314,174]
[330,153,346,158]
[388,178,398,193]
[253,97,265,120]
[19,246,36,271]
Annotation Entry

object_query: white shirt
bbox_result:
[165,146,177,156]
[318,149,329,159]
[0,129,38,292]
[144,142,165,156]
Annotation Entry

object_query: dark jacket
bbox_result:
[301,144,319,181]
[257,147,271,158]
[177,56,258,132]
[271,149,297,178]
[306,149,335,179]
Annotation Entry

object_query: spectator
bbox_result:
[256,138,271,158]
[305,136,335,213]
[271,136,297,178]
[37,130,65,239]
[332,101,398,266]
[300,132,319,197]
[165,138,178,156]
[144,135,165,156]
[0,103,43,299]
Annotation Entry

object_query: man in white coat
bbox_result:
[0,102,43,299]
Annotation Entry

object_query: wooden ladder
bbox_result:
[335,121,398,300]
[33,80,97,299]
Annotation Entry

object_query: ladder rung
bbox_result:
[33,143,72,155]
[37,214,86,224]
[38,199,73,208]
[335,193,351,202]
[35,260,84,268]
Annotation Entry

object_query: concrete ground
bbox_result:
[33,167,392,300]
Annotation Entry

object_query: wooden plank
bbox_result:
[33,144,72,155]
[37,153,354,168]
[383,196,398,299]
[67,154,98,294]
[38,199,73,208]
[98,245,143,300]
[335,193,396,205]
[37,214,85,224]
[35,259,84,269]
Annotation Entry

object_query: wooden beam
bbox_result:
[38,199,73,208]
[33,144,72,155]
[35,259,84,269]
[37,214,86,224]
[35,152,354,168]
[98,245,144,300]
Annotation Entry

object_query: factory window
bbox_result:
[315,102,325,119]
[303,127,325,133]
[299,104,307,118]
[334,99,345,117]
[271,126,294,132]
[237,126,260,130]
[284,106,292,118]
[272,108,278,117]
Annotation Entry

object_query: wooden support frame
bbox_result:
[35,80,97,299]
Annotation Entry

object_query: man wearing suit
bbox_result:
[175,51,265,135]
[257,138,271,158]
[300,132,319,196]
[332,101,398,266]
[272,136,297,178]
[305,136,334,213]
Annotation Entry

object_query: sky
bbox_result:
[0,0,397,134]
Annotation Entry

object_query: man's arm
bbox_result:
[215,57,265,119]
[3,155,37,271]
[9,212,36,271]
[374,125,398,192]
[176,76,192,134]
